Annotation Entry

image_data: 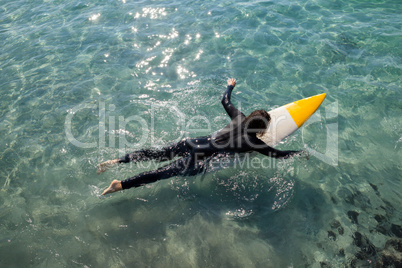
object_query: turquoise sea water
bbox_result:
[1,0,401,267]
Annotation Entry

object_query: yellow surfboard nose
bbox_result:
[284,93,326,128]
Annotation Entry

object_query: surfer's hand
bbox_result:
[227,78,236,87]
[300,150,310,160]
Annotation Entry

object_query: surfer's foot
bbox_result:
[97,159,119,174]
[102,180,123,195]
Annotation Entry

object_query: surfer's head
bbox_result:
[244,110,271,135]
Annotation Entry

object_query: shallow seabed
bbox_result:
[0,0,401,267]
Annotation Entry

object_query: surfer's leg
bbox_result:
[102,152,214,195]
[102,153,215,195]
[102,155,195,195]
[97,139,190,174]
[118,139,190,164]
[122,155,195,189]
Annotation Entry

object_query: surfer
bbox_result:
[99,78,301,195]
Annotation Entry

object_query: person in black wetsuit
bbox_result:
[99,78,301,195]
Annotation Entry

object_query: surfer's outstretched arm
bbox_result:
[221,78,244,119]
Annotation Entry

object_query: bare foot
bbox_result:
[102,180,123,195]
[97,159,119,174]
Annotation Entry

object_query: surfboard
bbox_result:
[257,93,326,147]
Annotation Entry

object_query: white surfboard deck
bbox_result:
[257,93,326,147]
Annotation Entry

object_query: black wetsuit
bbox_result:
[119,85,299,190]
